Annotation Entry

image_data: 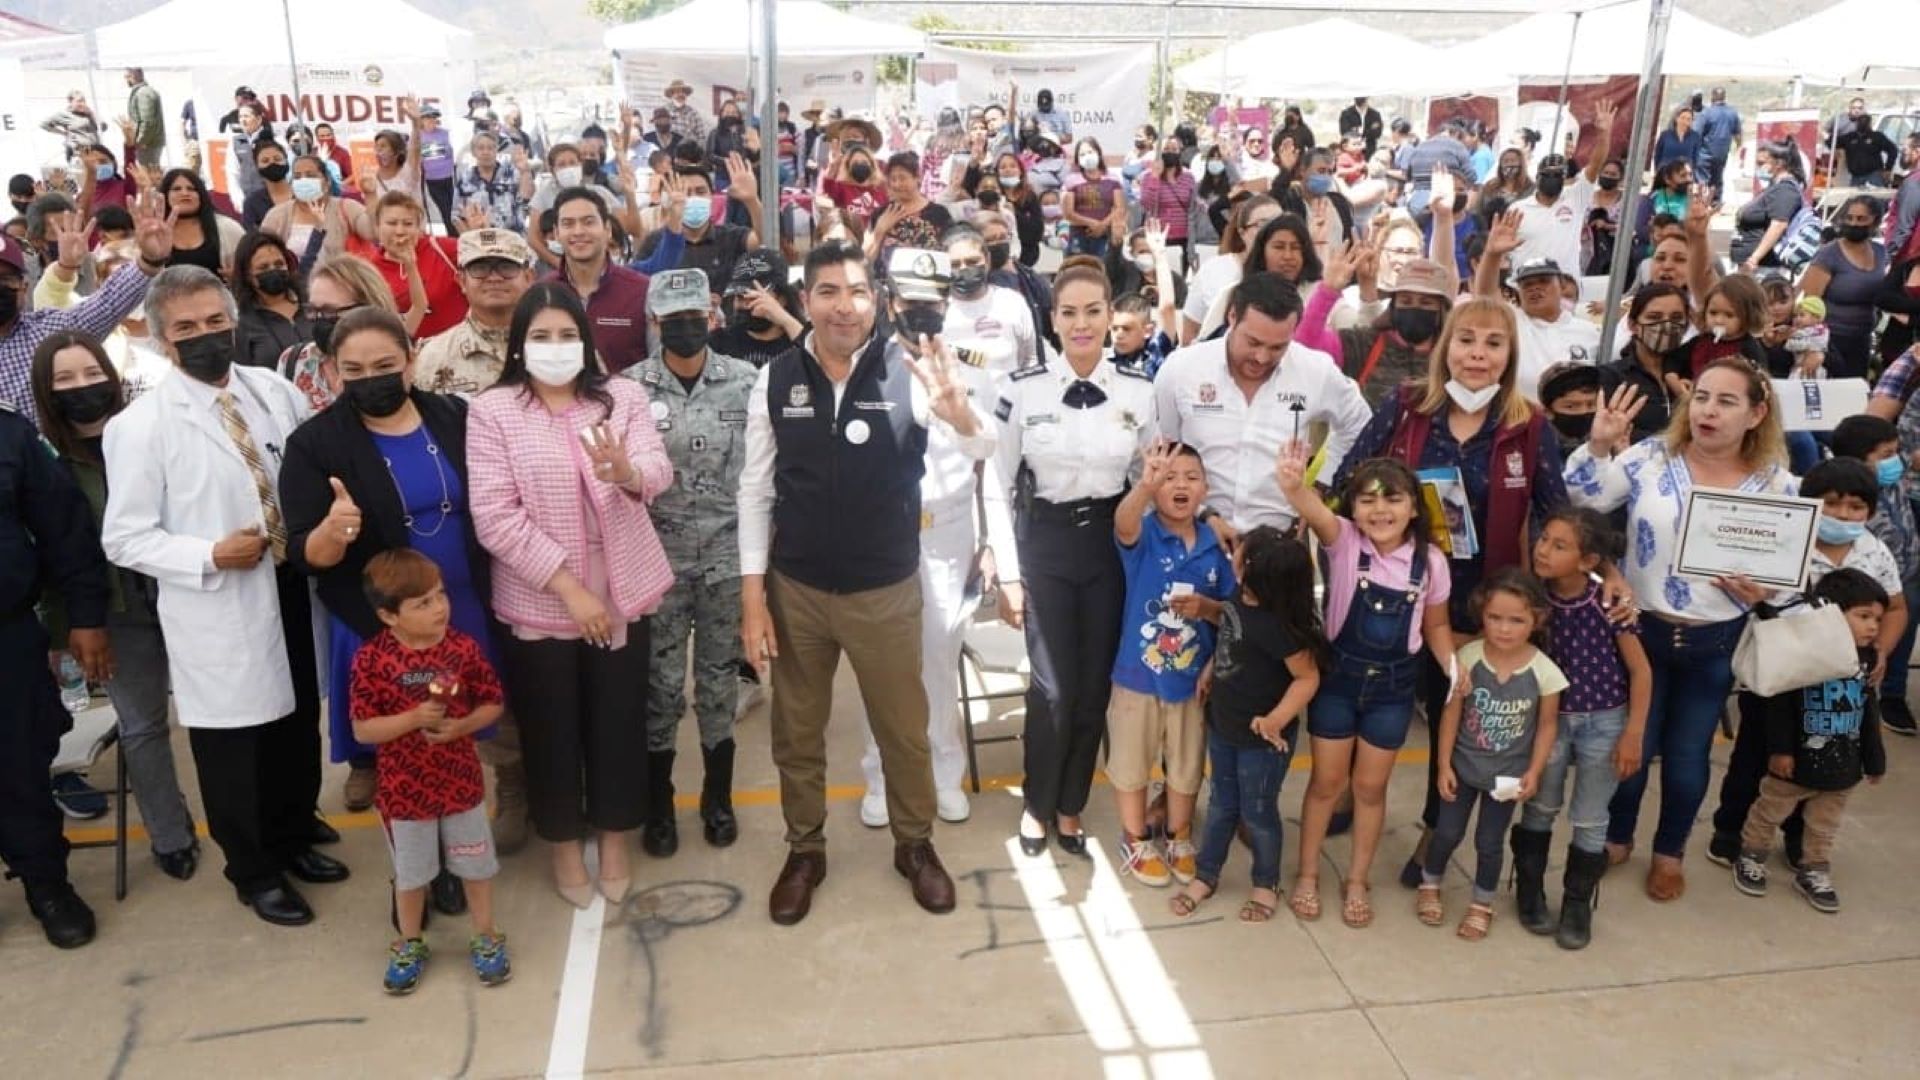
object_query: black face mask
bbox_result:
[9,198,30,215]
[1551,411,1595,442]
[1390,305,1443,345]
[174,329,237,384]
[896,303,946,340]
[731,309,775,334]
[655,122,671,133]
[722,117,742,129]
[1840,223,1873,242]
[848,162,873,183]
[986,241,1011,269]
[1536,172,1566,199]
[1161,151,1182,169]
[52,382,120,426]
[310,316,340,354]
[1597,175,1621,191]
[660,317,709,358]
[343,370,409,417]
[259,162,290,183]
[0,286,18,327]
[255,268,293,296]
[951,265,988,298]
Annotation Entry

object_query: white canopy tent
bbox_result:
[1172,17,1497,100]
[604,0,924,58]
[1753,0,1920,89]
[1442,0,1791,80]
[90,0,476,67]
[0,12,86,67]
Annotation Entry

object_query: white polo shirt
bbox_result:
[1154,336,1373,530]
[1511,174,1594,279]
[1513,305,1603,404]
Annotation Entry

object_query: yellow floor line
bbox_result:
[64,747,1432,846]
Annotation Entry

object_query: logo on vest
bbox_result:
[789,384,811,407]
[845,419,871,445]
[1198,382,1217,404]
[1504,449,1527,489]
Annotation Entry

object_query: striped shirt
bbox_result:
[1,263,150,425]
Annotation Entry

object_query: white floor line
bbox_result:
[545,894,607,1080]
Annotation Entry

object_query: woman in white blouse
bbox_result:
[1563,359,1790,903]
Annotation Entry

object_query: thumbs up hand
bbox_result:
[325,477,362,544]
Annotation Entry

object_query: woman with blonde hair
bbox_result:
[1565,359,1790,901]
[280,253,404,414]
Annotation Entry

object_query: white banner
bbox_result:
[914,44,1153,159]
[0,58,40,177]
[613,52,878,118]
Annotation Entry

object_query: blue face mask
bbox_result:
[94,163,115,182]
[681,195,711,229]
[1817,514,1867,545]
[1205,160,1225,176]
[1877,455,1905,488]
[1305,174,1334,196]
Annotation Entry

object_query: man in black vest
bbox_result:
[738,242,991,925]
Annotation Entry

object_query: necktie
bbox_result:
[216,390,287,564]
[1063,379,1108,410]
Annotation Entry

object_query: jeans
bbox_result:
[1424,783,1517,901]
[1066,234,1110,259]
[1519,706,1628,853]
[1194,732,1290,890]
[1878,571,1920,705]
[1607,616,1742,857]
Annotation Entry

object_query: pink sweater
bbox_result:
[468,378,675,633]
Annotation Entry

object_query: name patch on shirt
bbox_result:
[781,407,816,419]
[853,400,897,413]
[720,409,748,424]
[596,316,633,328]
[1023,412,1060,427]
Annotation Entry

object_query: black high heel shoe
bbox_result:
[1018,813,1048,857]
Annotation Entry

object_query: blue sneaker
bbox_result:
[51,773,108,820]
[383,937,430,995]
[470,932,511,986]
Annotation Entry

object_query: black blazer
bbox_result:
[280,390,493,640]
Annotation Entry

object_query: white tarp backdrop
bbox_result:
[0,58,32,173]
[615,53,880,118]
[189,61,470,141]
[915,44,1153,159]
[1753,0,1920,88]
[1173,18,1490,100]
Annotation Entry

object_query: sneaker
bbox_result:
[1164,831,1197,885]
[935,788,971,824]
[343,764,377,813]
[470,932,512,986]
[383,937,430,995]
[1120,836,1172,888]
[50,773,108,820]
[859,791,889,829]
[1792,867,1840,913]
[1881,697,1918,737]
[1732,851,1768,897]
[1705,831,1739,869]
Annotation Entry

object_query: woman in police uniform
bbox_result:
[993,256,1156,856]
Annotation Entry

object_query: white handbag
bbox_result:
[1730,599,1861,697]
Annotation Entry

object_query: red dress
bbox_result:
[347,233,468,340]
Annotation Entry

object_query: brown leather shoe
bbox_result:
[894,840,956,914]
[768,851,826,926]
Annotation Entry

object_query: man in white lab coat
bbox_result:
[101,267,345,927]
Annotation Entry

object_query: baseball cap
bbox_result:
[0,233,26,275]
[724,249,789,297]
[1538,360,1601,406]
[1388,258,1454,301]
[456,228,532,268]
[1511,257,1568,284]
[419,103,443,119]
[647,268,712,317]
[888,248,951,302]
[1537,153,1569,174]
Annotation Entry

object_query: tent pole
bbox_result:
[279,0,305,120]
[757,0,779,231]
[1545,10,1582,156]
[1159,2,1174,137]
[1598,0,1675,366]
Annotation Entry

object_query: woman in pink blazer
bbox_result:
[468,283,674,908]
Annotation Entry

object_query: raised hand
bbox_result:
[1685,183,1716,237]
[1142,216,1168,257]
[1277,137,1300,172]
[1138,437,1174,492]
[1594,98,1619,130]
[324,476,362,544]
[457,200,491,233]
[52,213,95,273]
[1588,382,1645,457]
[579,423,636,485]
[726,152,759,203]
[1322,239,1360,291]
[1274,438,1310,494]
[1485,207,1524,258]
[906,335,977,434]
[131,189,176,266]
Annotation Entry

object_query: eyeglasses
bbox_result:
[464,260,524,280]
[304,302,364,320]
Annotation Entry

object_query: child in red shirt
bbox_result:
[350,549,509,995]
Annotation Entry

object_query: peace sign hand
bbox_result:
[1138,437,1175,493]
[580,423,635,486]
[907,335,979,435]
[1588,382,1645,458]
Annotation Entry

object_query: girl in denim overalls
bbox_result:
[1278,450,1456,929]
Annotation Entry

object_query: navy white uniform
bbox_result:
[993,358,1157,827]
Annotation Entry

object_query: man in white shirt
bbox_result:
[941,222,1040,374]
[1477,228,1602,404]
[1511,100,1616,276]
[1155,272,1373,531]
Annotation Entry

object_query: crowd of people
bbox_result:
[4,67,1918,997]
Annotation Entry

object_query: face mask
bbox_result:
[255,269,292,296]
[681,195,712,230]
[310,316,340,354]
[555,165,583,188]
[1598,175,1621,191]
[1078,151,1100,170]
[951,265,988,298]
[291,176,325,201]
[51,382,119,426]
[0,286,19,327]
[1536,173,1566,199]
[1817,514,1867,545]
[1839,224,1872,243]
[997,173,1022,188]
[174,329,237,384]
[1041,204,1062,221]
[1159,152,1182,170]
[1134,139,1151,150]
[1499,165,1522,178]
[848,162,874,183]
[1551,412,1595,442]
[1390,305,1443,345]
[1305,174,1334,196]
[94,163,116,182]
[986,241,1011,269]
[1130,253,1157,274]
[896,303,947,340]
[523,340,585,386]
[259,163,290,183]
[660,317,709,358]
[1206,160,1226,176]
[1639,319,1686,354]
[581,157,604,176]
[1444,378,1500,413]
[731,308,775,334]
[343,370,409,417]
[1877,456,1904,488]
[547,239,565,256]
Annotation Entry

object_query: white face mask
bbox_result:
[1444,378,1500,414]
[524,340,586,387]
[1131,253,1156,273]
[555,165,583,188]
[1078,152,1100,170]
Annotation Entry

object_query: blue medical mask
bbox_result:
[95,163,115,182]
[1206,160,1225,176]
[1305,174,1334,196]
[291,176,325,202]
[1877,456,1904,488]
[682,195,711,229]
[1817,514,1867,545]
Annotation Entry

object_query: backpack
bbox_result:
[1774,179,1825,271]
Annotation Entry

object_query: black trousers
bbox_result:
[1711,691,1805,846]
[188,564,324,892]
[1417,651,1449,830]
[1018,515,1123,822]
[502,621,650,842]
[424,176,457,233]
[0,614,72,887]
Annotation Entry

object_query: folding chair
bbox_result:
[66,728,130,902]
[957,618,1028,794]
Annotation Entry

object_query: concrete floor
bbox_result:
[6,653,1920,1080]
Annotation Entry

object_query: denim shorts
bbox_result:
[1306,675,1418,750]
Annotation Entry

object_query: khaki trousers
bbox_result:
[1742,774,1851,868]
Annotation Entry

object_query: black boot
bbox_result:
[700,739,738,847]
[1556,846,1607,950]
[1511,826,1554,935]
[641,750,679,857]
[24,880,95,949]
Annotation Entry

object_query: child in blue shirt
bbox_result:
[1110,440,1236,889]
[1110,293,1177,378]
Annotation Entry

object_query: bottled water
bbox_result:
[58,653,91,713]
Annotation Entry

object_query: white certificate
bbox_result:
[1674,487,1821,591]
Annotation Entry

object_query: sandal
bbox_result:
[1456,901,1495,941]
[1288,877,1322,921]
[1168,881,1214,919]
[1340,881,1374,929]
[1415,884,1444,926]
[1646,856,1686,902]
[1239,895,1277,923]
